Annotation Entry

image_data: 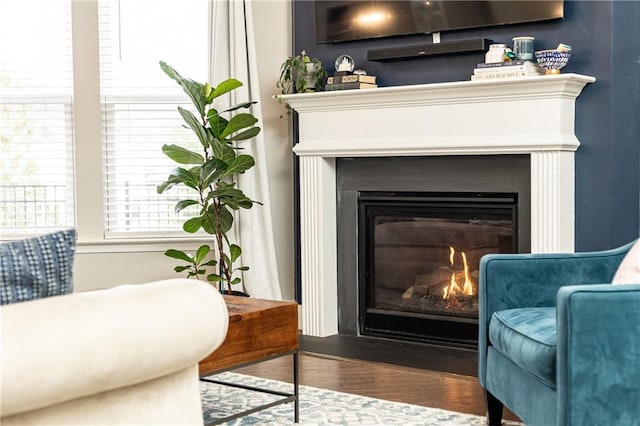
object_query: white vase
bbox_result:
[303,62,317,90]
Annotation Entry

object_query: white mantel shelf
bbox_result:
[280,74,595,157]
[279,74,595,337]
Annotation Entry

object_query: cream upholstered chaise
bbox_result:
[1,278,228,425]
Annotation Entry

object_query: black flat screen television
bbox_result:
[315,1,564,44]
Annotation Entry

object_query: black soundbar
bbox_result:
[367,38,493,62]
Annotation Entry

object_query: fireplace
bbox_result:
[359,191,516,346]
[336,155,529,347]
[279,74,594,338]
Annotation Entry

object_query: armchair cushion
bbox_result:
[489,307,557,388]
[612,239,640,284]
[0,229,76,305]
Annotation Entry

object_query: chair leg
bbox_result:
[485,390,504,426]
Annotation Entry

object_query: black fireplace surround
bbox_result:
[337,155,531,348]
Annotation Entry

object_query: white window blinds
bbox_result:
[98,0,209,237]
[0,0,75,237]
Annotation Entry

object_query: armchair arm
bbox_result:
[478,242,632,387]
[556,283,640,426]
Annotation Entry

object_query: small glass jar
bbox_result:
[512,36,535,61]
[485,44,507,64]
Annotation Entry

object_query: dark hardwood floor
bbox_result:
[299,334,478,376]
[234,350,520,422]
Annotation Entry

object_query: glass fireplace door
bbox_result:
[358,192,517,346]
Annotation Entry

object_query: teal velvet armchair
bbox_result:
[478,241,640,426]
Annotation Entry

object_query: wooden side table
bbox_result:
[199,295,299,424]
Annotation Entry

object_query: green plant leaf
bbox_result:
[165,249,192,262]
[194,244,210,264]
[200,212,216,234]
[162,144,204,165]
[225,126,260,142]
[202,259,218,267]
[224,198,254,210]
[206,181,255,210]
[219,101,256,115]
[174,199,199,213]
[208,184,254,210]
[204,82,213,102]
[183,216,203,233]
[157,174,182,194]
[200,158,227,188]
[159,61,207,115]
[206,107,218,118]
[221,205,235,232]
[178,107,209,149]
[220,142,237,164]
[209,137,225,161]
[206,274,224,282]
[220,113,258,139]
[196,268,206,275]
[210,78,242,100]
[230,244,241,262]
[210,138,236,164]
[230,277,242,285]
[207,113,228,139]
[174,265,190,273]
[167,168,199,191]
[222,155,255,177]
[235,266,250,272]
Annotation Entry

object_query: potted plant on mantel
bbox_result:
[156,61,260,295]
[276,50,327,115]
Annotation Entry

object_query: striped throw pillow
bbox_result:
[0,229,76,305]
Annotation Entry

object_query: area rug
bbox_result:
[200,372,522,425]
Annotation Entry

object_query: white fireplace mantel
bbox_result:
[279,74,595,337]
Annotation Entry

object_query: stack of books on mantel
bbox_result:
[325,73,377,91]
[471,60,545,81]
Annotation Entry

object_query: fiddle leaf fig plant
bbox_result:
[157,61,259,293]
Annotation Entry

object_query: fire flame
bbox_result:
[443,247,475,299]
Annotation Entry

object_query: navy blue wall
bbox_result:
[293,0,639,251]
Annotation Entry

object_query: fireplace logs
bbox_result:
[399,266,479,315]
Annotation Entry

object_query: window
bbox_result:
[1,0,212,240]
[0,0,75,237]
[98,0,209,237]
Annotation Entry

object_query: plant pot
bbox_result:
[304,62,317,90]
[221,290,250,297]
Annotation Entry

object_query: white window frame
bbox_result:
[71,1,211,253]
[0,1,76,239]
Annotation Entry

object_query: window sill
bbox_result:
[76,237,213,254]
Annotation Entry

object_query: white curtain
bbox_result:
[209,0,282,300]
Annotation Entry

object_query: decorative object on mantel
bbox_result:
[157,61,261,295]
[326,54,378,91]
[535,44,572,74]
[277,50,326,95]
[471,60,545,81]
[485,43,508,64]
[327,74,376,85]
[334,54,355,73]
[512,36,535,61]
[276,50,327,117]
